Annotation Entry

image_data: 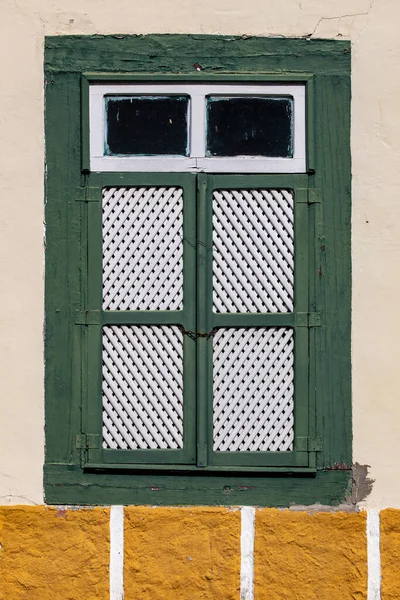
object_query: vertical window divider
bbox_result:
[196,174,213,467]
[180,173,198,464]
[309,184,323,468]
[190,91,206,160]
[293,178,311,465]
[85,181,103,465]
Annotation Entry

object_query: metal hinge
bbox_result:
[75,309,101,325]
[296,436,323,452]
[76,434,101,450]
[296,312,322,327]
[296,188,322,204]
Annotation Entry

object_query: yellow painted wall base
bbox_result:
[0,506,110,600]
[125,507,240,600]
[381,509,400,599]
[255,509,367,600]
[2,506,400,599]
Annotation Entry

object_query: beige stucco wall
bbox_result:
[0,0,399,508]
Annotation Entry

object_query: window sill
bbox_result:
[44,463,351,506]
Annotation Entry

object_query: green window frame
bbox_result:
[44,35,351,506]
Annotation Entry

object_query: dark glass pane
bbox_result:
[105,96,189,156]
[206,96,293,157]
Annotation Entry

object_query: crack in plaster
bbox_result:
[307,0,375,37]
[0,495,40,505]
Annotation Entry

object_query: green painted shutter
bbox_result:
[82,172,314,470]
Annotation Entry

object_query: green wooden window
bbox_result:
[44,35,351,506]
[84,172,309,471]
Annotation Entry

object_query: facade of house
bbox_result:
[1,0,400,598]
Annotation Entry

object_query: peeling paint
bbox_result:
[288,503,359,513]
[323,462,352,470]
[352,463,375,504]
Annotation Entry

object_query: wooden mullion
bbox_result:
[181,174,197,465]
[196,174,213,467]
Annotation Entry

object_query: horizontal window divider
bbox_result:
[196,158,306,174]
[211,451,309,468]
[97,448,193,465]
[90,158,308,174]
[201,173,309,189]
[212,312,295,328]
[89,171,195,188]
[102,310,185,326]
[84,463,316,474]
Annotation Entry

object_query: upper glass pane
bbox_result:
[206,96,293,158]
[105,95,190,156]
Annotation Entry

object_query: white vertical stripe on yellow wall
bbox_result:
[110,505,124,600]
[240,506,255,600]
[367,509,381,600]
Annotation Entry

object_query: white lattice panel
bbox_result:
[213,328,294,452]
[102,187,183,310]
[213,189,294,313]
[102,325,183,450]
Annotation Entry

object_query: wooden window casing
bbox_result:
[44,35,351,506]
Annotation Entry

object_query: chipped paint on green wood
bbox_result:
[44,35,350,75]
[45,73,83,465]
[44,464,351,506]
[44,35,351,505]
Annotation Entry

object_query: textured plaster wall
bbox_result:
[0,506,371,599]
[255,509,367,599]
[0,506,110,599]
[124,507,241,599]
[6,505,400,599]
[0,0,399,507]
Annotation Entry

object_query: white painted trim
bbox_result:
[367,509,381,600]
[195,156,305,173]
[190,93,205,158]
[91,156,198,172]
[89,83,306,173]
[110,505,124,600]
[90,155,306,173]
[240,506,255,600]
[90,88,106,162]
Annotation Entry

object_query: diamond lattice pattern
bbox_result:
[102,325,184,450]
[213,189,294,313]
[213,327,294,452]
[102,187,183,310]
